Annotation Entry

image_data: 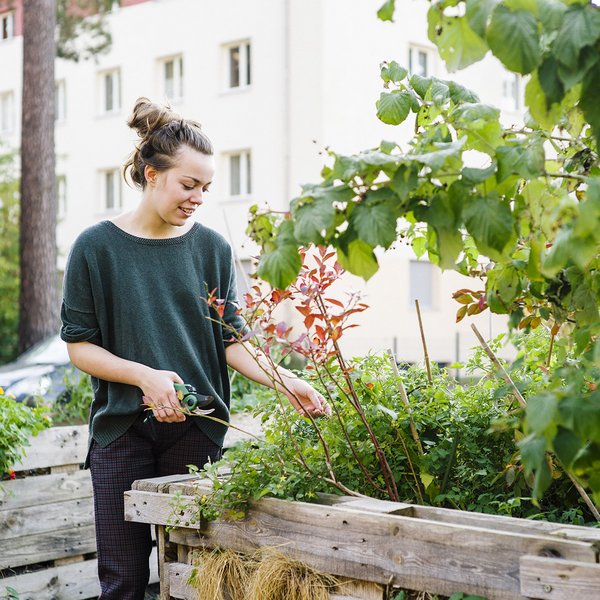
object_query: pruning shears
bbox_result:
[173,383,214,413]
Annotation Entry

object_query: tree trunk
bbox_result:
[19,0,58,353]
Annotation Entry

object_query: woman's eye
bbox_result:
[183,184,194,191]
[202,187,210,193]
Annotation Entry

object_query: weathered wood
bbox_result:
[0,525,97,569]
[167,563,385,600]
[0,496,94,541]
[1,547,159,600]
[0,469,91,511]
[12,425,88,471]
[124,489,598,600]
[519,555,600,599]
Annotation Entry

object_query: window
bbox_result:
[408,46,431,78]
[0,91,14,134]
[226,41,251,89]
[1,12,14,41]
[56,175,67,218]
[99,69,120,114]
[159,56,184,101]
[502,74,520,111]
[227,150,252,197]
[55,80,66,122]
[101,169,122,211]
[409,260,437,309]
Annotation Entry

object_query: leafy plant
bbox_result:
[48,367,94,425]
[0,388,51,479]
[246,0,600,503]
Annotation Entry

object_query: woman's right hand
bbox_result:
[140,368,186,423]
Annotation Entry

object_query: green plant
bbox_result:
[48,367,94,425]
[0,145,20,365]
[0,388,51,479]
[246,0,600,504]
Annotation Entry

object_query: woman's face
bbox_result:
[145,145,215,226]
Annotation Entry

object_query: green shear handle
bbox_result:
[174,383,214,412]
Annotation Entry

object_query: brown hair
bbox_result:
[123,97,213,189]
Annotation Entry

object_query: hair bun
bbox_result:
[127,97,179,140]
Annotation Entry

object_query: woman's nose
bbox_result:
[190,190,203,205]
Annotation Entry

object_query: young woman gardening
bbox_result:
[60,97,330,600]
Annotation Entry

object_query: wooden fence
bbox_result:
[1,414,258,599]
[125,474,600,600]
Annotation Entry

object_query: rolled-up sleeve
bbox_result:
[60,240,101,345]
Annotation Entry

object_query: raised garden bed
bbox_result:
[125,473,600,600]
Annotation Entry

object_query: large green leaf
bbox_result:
[580,62,600,149]
[527,393,559,435]
[377,0,395,22]
[376,90,413,125]
[466,0,498,37]
[553,3,600,70]
[336,239,379,281]
[487,5,541,74]
[256,221,301,289]
[390,164,419,199]
[350,195,397,249]
[538,56,565,106]
[428,11,489,71]
[293,197,336,244]
[524,70,563,131]
[464,193,515,254]
[407,136,466,171]
[496,141,545,182]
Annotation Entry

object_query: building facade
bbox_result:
[0,0,523,364]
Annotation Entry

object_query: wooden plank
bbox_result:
[0,525,97,569]
[166,563,384,600]
[0,470,91,511]
[124,489,598,600]
[0,496,94,541]
[0,547,159,600]
[520,555,600,599]
[12,426,88,471]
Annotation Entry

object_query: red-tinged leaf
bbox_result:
[455,294,474,305]
[265,323,276,334]
[478,295,487,310]
[456,305,468,323]
[324,252,336,261]
[551,322,561,336]
[452,288,477,298]
[217,305,226,317]
[343,324,360,330]
[305,364,315,370]
[296,305,311,317]
[466,303,479,316]
[324,297,345,308]
[330,315,342,326]
[314,325,326,341]
[518,315,533,330]
[331,326,342,341]
[304,314,316,329]
[252,285,261,294]
[530,316,541,329]
[275,321,288,338]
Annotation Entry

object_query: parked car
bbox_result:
[0,335,78,404]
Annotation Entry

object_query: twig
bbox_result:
[387,349,424,455]
[415,299,433,384]
[546,333,555,369]
[470,324,527,409]
[470,324,600,520]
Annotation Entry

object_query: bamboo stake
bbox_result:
[415,299,433,384]
[470,324,600,521]
[387,349,424,455]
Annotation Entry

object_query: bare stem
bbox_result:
[415,299,433,384]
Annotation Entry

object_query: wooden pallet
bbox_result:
[1,414,259,599]
[125,474,600,600]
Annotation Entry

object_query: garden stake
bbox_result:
[415,299,433,384]
[386,348,424,455]
[471,324,600,521]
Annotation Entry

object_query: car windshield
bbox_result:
[17,336,70,366]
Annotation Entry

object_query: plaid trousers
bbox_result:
[89,414,221,600]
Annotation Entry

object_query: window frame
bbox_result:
[408,44,434,78]
[225,149,252,199]
[98,68,121,115]
[1,11,15,42]
[224,40,252,90]
[100,168,122,213]
[0,90,14,134]
[158,55,184,102]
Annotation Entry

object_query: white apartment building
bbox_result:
[0,0,523,364]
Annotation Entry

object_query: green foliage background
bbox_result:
[247,0,600,502]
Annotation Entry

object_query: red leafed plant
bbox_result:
[206,246,400,502]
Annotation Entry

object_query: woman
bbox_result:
[60,97,329,599]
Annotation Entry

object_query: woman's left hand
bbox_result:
[282,378,332,417]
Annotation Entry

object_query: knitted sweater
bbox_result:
[60,220,245,450]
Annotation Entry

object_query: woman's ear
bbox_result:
[144,164,158,186]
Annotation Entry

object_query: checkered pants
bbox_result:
[89,414,221,600]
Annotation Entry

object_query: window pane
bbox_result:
[230,155,241,196]
[229,46,240,88]
[106,172,114,209]
[105,73,113,111]
[418,51,427,77]
[409,261,434,308]
[164,61,174,98]
[246,43,251,85]
[178,58,184,97]
[246,152,252,194]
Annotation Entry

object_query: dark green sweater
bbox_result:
[60,220,245,450]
